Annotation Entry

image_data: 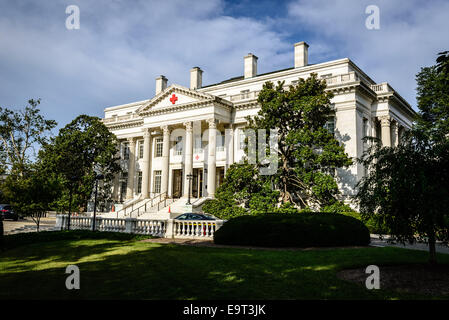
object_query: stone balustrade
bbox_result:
[55,215,224,239]
[370,82,393,93]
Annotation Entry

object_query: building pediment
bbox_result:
[138,84,232,116]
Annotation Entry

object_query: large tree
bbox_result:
[0,99,56,175]
[203,162,283,219]
[2,164,61,232]
[357,51,449,264]
[248,74,352,209]
[41,115,121,228]
[416,51,449,138]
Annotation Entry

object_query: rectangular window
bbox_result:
[153,170,162,194]
[325,116,335,136]
[137,172,142,194]
[120,172,128,202]
[155,138,163,157]
[216,133,225,152]
[138,140,144,159]
[175,136,183,155]
[194,134,203,153]
[239,130,246,150]
[123,143,129,160]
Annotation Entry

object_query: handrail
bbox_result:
[118,192,167,218]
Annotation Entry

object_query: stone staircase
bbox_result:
[138,197,208,219]
[100,195,209,220]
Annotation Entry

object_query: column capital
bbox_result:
[183,121,193,132]
[379,115,391,127]
[160,125,170,135]
[142,128,151,138]
[127,137,137,144]
[207,118,217,129]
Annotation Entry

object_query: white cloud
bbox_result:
[0,0,293,127]
[287,0,449,108]
[1,0,445,129]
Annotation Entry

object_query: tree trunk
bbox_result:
[428,229,437,265]
[0,218,4,250]
[67,187,72,231]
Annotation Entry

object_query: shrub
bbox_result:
[202,198,247,219]
[214,213,371,247]
[338,211,389,235]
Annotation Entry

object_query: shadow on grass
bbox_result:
[2,237,449,300]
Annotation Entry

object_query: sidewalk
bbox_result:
[370,234,449,254]
[2,217,57,235]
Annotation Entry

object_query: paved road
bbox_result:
[370,234,449,254]
[2,217,57,235]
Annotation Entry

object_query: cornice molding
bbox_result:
[105,119,144,130]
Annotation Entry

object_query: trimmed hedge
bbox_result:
[214,213,371,247]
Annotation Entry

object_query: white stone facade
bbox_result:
[103,42,415,209]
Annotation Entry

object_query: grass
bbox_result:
[0,231,448,299]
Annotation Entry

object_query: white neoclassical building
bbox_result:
[102,41,415,218]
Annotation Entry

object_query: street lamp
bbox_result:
[186,173,193,205]
[92,173,104,232]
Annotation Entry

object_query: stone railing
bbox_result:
[55,215,225,239]
[323,72,359,85]
[370,82,393,93]
[229,90,260,102]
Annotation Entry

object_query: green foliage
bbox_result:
[40,115,121,213]
[416,63,449,139]
[248,74,352,208]
[0,99,56,175]
[214,213,370,247]
[357,128,449,263]
[202,162,281,219]
[357,51,449,264]
[1,164,61,229]
[321,201,355,214]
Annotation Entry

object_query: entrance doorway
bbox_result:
[172,169,183,198]
[192,168,203,198]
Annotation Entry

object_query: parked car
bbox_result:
[174,213,215,220]
[0,204,18,221]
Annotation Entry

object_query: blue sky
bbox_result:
[0,0,447,132]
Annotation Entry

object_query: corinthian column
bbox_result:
[126,137,136,200]
[183,121,193,198]
[141,129,151,199]
[380,115,391,147]
[207,119,217,197]
[161,125,170,197]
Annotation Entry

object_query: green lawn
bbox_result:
[0,231,448,299]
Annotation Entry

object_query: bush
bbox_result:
[338,211,389,235]
[214,213,371,247]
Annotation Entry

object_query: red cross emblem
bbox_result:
[195,155,199,160]
[170,94,178,104]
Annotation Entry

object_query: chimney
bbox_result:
[244,53,258,79]
[294,42,309,68]
[155,75,168,95]
[190,67,203,89]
